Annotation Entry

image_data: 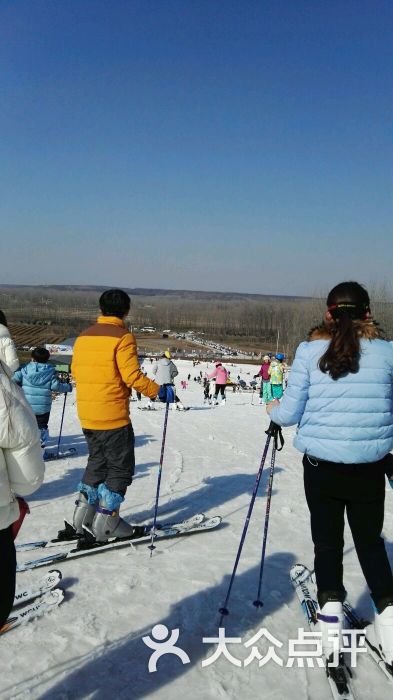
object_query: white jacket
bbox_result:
[0,323,19,377]
[0,367,45,530]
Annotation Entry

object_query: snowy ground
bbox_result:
[1,360,392,700]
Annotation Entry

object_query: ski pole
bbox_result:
[55,392,68,459]
[149,400,170,556]
[218,425,275,624]
[253,422,284,608]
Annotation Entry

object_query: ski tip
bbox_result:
[45,588,65,605]
[48,569,63,580]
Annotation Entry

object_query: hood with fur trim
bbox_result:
[308,320,381,342]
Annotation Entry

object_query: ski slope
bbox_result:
[1,360,392,700]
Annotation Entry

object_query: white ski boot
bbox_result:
[91,484,144,543]
[220,398,226,406]
[317,599,344,662]
[368,601,393,669]
[72,489,98,535]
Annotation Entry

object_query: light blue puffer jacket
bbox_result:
[13,362,72,416]
[270,338,393,463]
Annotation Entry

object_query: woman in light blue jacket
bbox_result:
[267,281,393,668]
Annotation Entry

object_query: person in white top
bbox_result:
[0,361,44,629]
[0,310,19,377]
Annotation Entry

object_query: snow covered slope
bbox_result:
[1,360,391,699]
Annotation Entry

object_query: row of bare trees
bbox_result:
[1,285,392,361]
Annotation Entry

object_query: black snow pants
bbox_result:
[0,526,16,630]
[303,453,393,610]
[82,424,135,496]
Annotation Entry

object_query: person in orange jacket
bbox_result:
[70,289,160,542]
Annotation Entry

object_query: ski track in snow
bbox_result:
[1,359,391,700]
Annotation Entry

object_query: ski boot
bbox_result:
[220,398,226,406]
[40,428,49,448]
[91,483,145,543]
[367,598,393,672]
[58,483,98,540]
[317,592,345,663]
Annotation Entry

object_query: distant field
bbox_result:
[9,323,67,348]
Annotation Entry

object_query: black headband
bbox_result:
[328,302,369,320]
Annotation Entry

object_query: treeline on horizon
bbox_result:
[1,284,392,360]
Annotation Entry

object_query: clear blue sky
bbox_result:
[1,0,392,295]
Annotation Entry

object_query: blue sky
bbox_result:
[1,1,392,295]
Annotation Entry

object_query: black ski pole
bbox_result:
[149,400,170,556]
[253,422,284,608]
[55,392,68,459]
[218,423,279,624]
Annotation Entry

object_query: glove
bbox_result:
[12,497,30,539]
[265,421,285,451]
[158,384,176,403]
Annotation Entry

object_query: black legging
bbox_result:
[303,454,393,610]
[214,384,226,398]
[0,526,16,630]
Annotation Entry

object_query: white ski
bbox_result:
[0,589,65,635]
[290,564,356,700]
[343,601,393,683]
[17,515,222,572]
[13,569,62,606]
[16,512,206,552]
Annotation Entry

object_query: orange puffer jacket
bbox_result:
[71,316,159,430]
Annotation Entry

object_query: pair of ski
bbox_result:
[1,570,64,635]
[43,447,77,461]
[291,564,393,700]
[16,512,221,572]
[137,406,190,411]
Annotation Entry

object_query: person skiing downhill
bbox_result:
[208,361,229,405]
[70,289,162,543]
[13,347,72,447]
[267,281,393,669]
[268,354,284,400]
[152,351,187,410]
[254,355,272,405]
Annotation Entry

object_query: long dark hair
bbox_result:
[0,310,8,327]
[319,281,372,380]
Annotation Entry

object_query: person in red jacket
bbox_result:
[254,355,272,405]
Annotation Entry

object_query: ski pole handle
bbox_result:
[265,421,284,451]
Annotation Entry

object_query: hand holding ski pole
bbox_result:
[266,399,280,414]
